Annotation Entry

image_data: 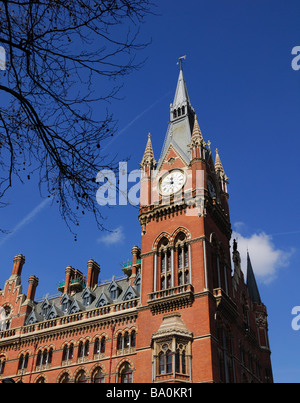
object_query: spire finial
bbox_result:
[177,55,186,71]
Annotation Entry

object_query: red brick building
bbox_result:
[0,66,273,383]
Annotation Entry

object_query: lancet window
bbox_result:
[153,230,191,293]
[174,232,190,287]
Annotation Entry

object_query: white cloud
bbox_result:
[232,221,246,233]
[97,226,125,246]
[231,227,294,283]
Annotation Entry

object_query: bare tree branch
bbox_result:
[0,0,155,235]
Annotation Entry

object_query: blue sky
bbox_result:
[1,0,300,383]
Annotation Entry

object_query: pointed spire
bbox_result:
[246,252,262,304]
[191,115,204,142]
[140,132,156,167]
[158,61,195,169]
[215,148,229,192]
[189,115,206,159]
[172,64,191,110]
[215,148,224,173]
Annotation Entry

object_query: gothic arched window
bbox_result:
[131,330,136,348]
[100,336,106,354]
[75,370,87,384]
[94,338,100,355]
[59,372,70,383]
[157,236,171,291]
[78,340,89,361]
[119,362,133,383]
[18,353,29,373]
[117,333,122,351]
[124,332,130,349]
[62,343,73,363]
[92,367,105,383]
[175,232,190,287]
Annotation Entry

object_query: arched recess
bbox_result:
[152,232,171,251]
[171,227,191,245]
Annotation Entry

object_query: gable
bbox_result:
[46,304,63,320]
[95,292,112,308]
[122,285,138,301]
[158,144,190,173]
[107,278,122,300]
[68,299,85,315]
[81,287,96,306]
[25,309,43,325]
[158,142,190,174]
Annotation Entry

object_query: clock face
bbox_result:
[159,170,186,196]
[207,179,216,197]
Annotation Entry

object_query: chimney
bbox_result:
[129,246,140,286]
[131,246,140,277]
[63,266,74,295]
[87,260,100,290]
[26,275,39,301]
[12,254,25,277]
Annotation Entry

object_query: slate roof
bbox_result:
[26,275,140,325]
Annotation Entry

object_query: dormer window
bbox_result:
[108,278,122,300]
[62,301,69,313]
[83,294,90,306]
[81,288,95,307]
[134,274,141,294]
[41,299,51,318]
[110,285,119,300]
[97,298,107,307]
[95,292,111,308]
[61,294,72,313]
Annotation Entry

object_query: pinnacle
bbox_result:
[191,115,203,140]
[140,132,156,167]
[215,148,224,173]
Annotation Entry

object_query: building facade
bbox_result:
[0,66,273,383]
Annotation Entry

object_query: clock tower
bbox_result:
[135,63,273,383]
